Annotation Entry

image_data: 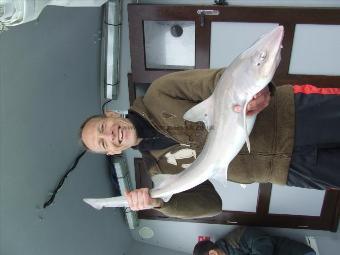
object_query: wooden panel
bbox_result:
[128,4,340,86]
[128,73,150,106]
[256,183,272,217]
[274,75,340,87]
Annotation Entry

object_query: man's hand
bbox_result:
[233,86,271,116]
[125,188,163,211]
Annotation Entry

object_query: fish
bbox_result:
[83,25,284,210]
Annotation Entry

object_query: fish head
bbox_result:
[231,26,284,93]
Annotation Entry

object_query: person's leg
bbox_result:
[288,84,340,189]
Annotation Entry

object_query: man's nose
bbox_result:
[99,131,112,140]
[103,128,112,136]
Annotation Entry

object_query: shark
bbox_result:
[83,25,284,210]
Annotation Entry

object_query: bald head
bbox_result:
[81,112,140,155]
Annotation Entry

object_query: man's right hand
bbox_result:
[125,188,163,211]
[233,86,271,116]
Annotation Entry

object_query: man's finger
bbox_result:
[233,105,242,113]
[246,110,256,116]
[247,100,257,111]
[126,192,134,210]
[248,93,269,111]
[253,91,261,99]
[247,98,269,116]
[130,191,138,210]
[136,190,144,210]
[141,189,151,209]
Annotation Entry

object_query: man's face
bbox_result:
[81,112,138,155]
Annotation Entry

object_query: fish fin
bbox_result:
[151,174,178,202]
[151,174,176,190]
[83,196,128,209]
[161,195,172,203]
[83,198,105,210]
[243,100,251,153]
[209,166,229,188]
[183,96,214,131]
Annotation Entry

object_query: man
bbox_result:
[193,227,316,255]
[81,68,340,219]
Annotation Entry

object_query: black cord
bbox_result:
[43,100,113,209]
[43,150,87,208]
[101,99,113,114]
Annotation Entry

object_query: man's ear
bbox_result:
[104,111,121,118]
[208,250,219,255]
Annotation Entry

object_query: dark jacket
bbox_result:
[216,227,315,255]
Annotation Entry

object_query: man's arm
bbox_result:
[143,69,272,117]
[144,69,225,103]
[125,181,222,219]
[156,180,222,219]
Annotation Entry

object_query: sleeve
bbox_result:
[223,227,246,249]
[141,152,222,219]
[144,68,225,103]
[155,180,222,219]
[142,69,225,122]
[239,228,275,255]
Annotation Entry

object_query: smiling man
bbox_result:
[81,112,142,155]
[81,68,340,219]
[81,69,272,218]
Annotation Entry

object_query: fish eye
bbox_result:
[260,51,267,60]
[254,51,267,66]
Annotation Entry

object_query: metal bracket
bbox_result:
[197,9,220,27]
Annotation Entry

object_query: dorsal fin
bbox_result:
[151,174,176,202]
[183,96,214,131]
[208,164,229,188]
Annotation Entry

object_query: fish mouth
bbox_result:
[261,26,284,55]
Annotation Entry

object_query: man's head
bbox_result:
[81,111,140,155]
[193,240,226,255]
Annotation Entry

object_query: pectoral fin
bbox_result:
[183,96,214,131]
[151,174,176,202]
[208,165,229,188]
[83,198,105,210]
[152,174,175,189]
[83,196,128,209]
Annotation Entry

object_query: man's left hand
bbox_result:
[233,86,271,116]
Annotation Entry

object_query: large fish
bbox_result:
[84,26,284,210]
